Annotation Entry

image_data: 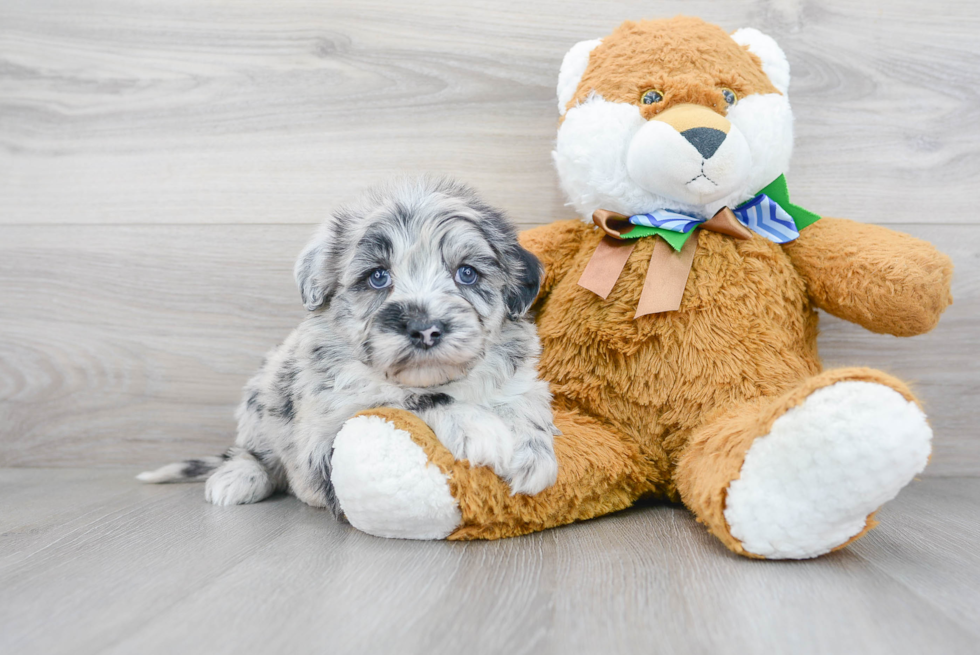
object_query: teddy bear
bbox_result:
[327,16,954,559]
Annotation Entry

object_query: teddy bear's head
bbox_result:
[553,16,793,220]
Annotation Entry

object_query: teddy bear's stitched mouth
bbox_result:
[686,170,718,187]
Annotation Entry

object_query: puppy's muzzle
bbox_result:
[405,318,447,350]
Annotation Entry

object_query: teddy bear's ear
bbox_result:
[731,28,790,95]
[557,39,602,115]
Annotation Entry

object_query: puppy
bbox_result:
[139,177,559,514]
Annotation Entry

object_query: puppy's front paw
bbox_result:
[505,438,558,496]
[425,407,558,496]
[427,409,514,472]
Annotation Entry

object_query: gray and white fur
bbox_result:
[138,177,559,514]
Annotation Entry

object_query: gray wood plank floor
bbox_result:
[1,469,978,655]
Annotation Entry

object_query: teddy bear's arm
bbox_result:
[783,217,953,336]
[519,220,588,307]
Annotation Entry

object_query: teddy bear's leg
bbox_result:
[328,409,461,539]
[675,367,932,560]
[331,406,646,540]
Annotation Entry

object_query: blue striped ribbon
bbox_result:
[629,209,704,233]
[730,194,800,244]
[629,193,800,245]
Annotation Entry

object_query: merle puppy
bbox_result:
[139,177,559,514]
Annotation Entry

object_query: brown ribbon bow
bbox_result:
[578,207,754,317]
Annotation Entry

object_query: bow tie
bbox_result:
[578,175,821,317]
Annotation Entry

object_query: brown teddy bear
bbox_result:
[329,16,954,559]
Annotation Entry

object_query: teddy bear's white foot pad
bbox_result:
[331,415,461,540]
[724,381,931,559]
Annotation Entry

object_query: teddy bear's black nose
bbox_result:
[681,127,727,159]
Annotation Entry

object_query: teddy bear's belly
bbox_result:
[536,230,822,493]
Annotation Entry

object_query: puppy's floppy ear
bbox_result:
[294,224,337,311]
[503,244,543,319]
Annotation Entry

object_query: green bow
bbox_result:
[619,174,821,251]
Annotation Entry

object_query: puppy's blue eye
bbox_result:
[721,88,737,107]
[368,269,391,289]
[454,265,478,286]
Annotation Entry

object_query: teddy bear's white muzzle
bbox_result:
[626,120,752,206]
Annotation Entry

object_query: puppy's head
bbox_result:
[295,177,542,387]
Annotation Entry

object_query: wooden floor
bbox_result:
[1,469,978,655]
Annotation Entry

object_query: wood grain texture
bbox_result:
[1,0,978,473]
[1,223,977,473]
[1,469,978,655]
[1,0,979,226]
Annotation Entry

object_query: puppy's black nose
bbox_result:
[405,319,446,349]
[681,127,726,159]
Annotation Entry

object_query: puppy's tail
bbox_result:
[136,454,227,484]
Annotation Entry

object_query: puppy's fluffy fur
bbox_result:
[139,177,559,513]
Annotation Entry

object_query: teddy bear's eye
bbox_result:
[721,88,738,107]
[640,89,664,105]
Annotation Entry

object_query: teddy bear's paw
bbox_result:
[723,381,932,560]
[330,414,461,540]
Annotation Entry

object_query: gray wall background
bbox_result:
[1,0,977,474]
